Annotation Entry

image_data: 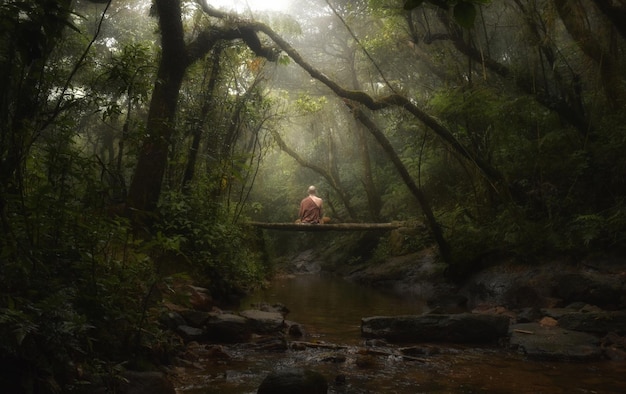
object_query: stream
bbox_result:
[175,273,626,393]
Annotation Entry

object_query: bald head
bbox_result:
[307,185,317,194]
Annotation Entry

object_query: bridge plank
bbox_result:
[247,221,413,231]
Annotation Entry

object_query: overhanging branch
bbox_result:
[197,1,504,185]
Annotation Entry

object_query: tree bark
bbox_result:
[126,0,187,219]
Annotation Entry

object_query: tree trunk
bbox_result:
[182,46,223,191]
[346,102,452,264]
[554,0,625,109]
[127,2,280,222]
[126,0,187,219]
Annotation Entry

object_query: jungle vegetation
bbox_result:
[1,0,625,391]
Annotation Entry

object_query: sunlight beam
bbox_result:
[207,0,291,13]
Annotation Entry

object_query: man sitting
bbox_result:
[299,185,323,224]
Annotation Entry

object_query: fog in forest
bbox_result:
[2,0,625,392]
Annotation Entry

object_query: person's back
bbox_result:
[299,185,323,224]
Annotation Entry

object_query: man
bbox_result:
[299,185,323,224]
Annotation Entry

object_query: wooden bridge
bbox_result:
[247,221,423,232]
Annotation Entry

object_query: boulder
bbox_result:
[557,310,626,335]
[459,260,626,310]
[510,323,602,361]
[361,313,510,343]
[540,307,578,320]
[205,313,251,343]
[187,285,213,311]
[602,332,626,361]
[179,310,210,328]
[554,272,624,309]
[117,371,175,394]
[176,325,205,342]
[286,321,304,337]
[250,302,290,316]
[240,309,285,334]
[516,307,542,323]
[158,311,186,331]
[257,368,327,394]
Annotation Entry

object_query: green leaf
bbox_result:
[453,1,477,28]
[404,0,425,11]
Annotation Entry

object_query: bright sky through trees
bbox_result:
[207,0,292,13]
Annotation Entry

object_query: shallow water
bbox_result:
[175,274,626,393]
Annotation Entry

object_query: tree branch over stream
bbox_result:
[197,2,506,187]
[344,101,450,262]
[268,129,357,220]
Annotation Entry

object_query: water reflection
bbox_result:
[241,273,427,345]
[176,274,626,393]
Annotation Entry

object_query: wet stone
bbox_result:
[558,310,626,334]
[176,325,204,342]
[240,309,284,334]
[509,322,602,361]
[287,321,304,337]
[205,313,251,343]
[179,310,210,328]
[159,311,186,330]
[257,368,328,394]
[361,313,510,343]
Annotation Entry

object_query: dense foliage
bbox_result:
[1,0,625,391]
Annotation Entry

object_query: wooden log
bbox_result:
[247,221,418,231]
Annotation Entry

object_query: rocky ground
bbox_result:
[105,246,626,393]
[339,247,626,362]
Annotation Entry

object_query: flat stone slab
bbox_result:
[240,309,285,333]
[205,313,251,343]
[510,323,602,361]
[361,313,510,343]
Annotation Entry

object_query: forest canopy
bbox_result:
[1,0,625,391]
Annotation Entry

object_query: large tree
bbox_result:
[125,0,279,220]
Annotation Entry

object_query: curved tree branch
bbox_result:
[197,2,505,187]
[344,100,451,263]
[425,6,593,135]
[268,129,357,220]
